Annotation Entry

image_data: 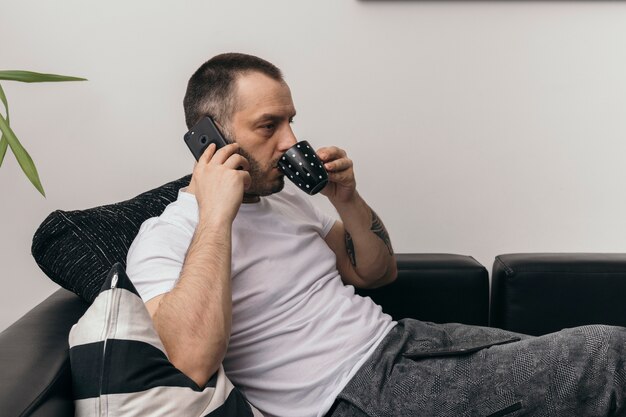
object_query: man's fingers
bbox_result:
[224,153,250,172]
[239,170,252,190]
[317,146,345,162]
[325,158,352,172]
[327,171,354,184]
[199,143,217,164]
[210,143,241,165]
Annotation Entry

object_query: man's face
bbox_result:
[225,72,297,197]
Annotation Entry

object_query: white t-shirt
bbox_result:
[126,182,396,417]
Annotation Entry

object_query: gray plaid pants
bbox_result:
[326,319,626,417]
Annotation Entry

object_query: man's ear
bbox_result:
[213,118,235,144]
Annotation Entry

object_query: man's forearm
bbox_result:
[151,218,232,387]
[332,191,396,284]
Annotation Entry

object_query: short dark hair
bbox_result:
[183,53,284,130]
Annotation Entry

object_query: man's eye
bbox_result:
[262,124,275,130]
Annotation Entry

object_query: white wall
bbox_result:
[3,0,626,332]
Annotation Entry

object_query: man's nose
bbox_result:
[278,125,298,152]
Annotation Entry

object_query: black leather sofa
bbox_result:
[1,253,488,417]
[3,252,626,417]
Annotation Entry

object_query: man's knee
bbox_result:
[561,325,626,384]
[571,324,626,350]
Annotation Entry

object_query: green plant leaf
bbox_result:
[0,136,7,167]
[0,83,8,167]
[0,82,9,119]
[0,70,87,83]
[0,113,45,197]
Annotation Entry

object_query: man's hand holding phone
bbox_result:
[187,142,251,226]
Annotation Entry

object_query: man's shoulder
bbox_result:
[133,190,198,243]
[127,201,196,269]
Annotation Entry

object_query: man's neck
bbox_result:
[242,193,261,204]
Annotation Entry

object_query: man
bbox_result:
[127,53,626,417]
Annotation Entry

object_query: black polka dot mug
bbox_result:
[278,140,328,195]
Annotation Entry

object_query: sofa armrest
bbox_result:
[0,288,88,417]
[356,253,489,326]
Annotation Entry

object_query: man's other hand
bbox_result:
[316,146,356,204]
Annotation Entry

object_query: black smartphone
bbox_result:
[184,116,229,161]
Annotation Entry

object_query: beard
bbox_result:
[237,146,285,197]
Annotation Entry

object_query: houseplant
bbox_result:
[0,70,86,197]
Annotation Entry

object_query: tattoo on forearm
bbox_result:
[345,231,357,267]
[370,209,393,255]
[344,209,393,267]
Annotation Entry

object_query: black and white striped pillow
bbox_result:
[69,262,263,416]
